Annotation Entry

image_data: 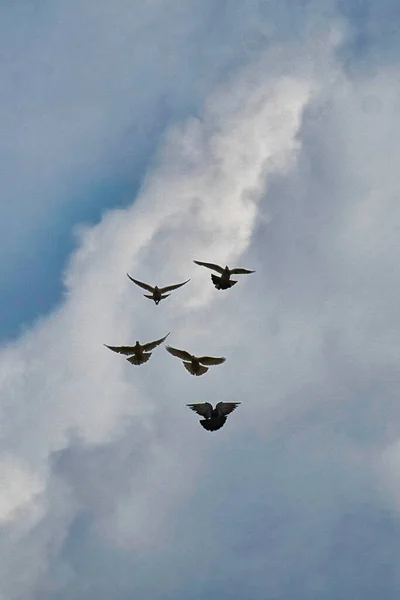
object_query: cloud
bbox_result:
[0,31,329,598]
[1,2,400,599]
[1,0,277,338]
[0,455,44,526]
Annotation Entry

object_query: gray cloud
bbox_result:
[1,2,400,600]
[0,38,322,598]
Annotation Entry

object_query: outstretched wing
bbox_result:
[216,402,241,416]
[186,402,213,418]
[193,260,224,274]
[159,279,190,293]
[198,356,226,366]
[104,344,137,356]
[166,345,192,361]
[126,274,154,292]
[142,333,170,351]
[229,268,255,275]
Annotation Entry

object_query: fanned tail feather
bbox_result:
[210,274,237,290]
[183,362,208,376]
[210,274,221,287]
[200,417,227,431]
[126,352,152,365]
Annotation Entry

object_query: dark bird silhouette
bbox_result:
[104,333,170,365]
[187,402,241,431]
[193,260,254,289]
[127,274,190,304]
[166,345,225,376]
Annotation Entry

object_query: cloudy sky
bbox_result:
[1,1,400,598]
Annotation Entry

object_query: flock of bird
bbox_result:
[105,260,254,431]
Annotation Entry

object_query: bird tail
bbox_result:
[200,417,226,431]
[211,274,237,289]
[210,274,222,287]
[144,293,170,301]
[126,352,152,365]
[183,362,208,376]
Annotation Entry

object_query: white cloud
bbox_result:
[1,4,400,600]
[0,35,330,598]
[0,455,44,525]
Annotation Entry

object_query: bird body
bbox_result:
[193,261,254,290]
[166,345,226,376]
[104,333,169,365]
[187,402,241,431]
[127,274,190,304]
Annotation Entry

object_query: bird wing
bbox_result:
[229,268,255,275]
[104,344,137,356]
[193,260,224,274]
[159,279,190,293]
[186,402,213,418]
[166,345,193,361]
[198,356,226,366]
[142,333,170,351]
[216,402,241,416]
[126,274,154,292]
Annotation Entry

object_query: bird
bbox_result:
[127,274,190,304]
[187,402,241,431]
[104,333,170,365]
[165,345,226,376]
[193,260,254,290]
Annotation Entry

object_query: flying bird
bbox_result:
[127,274,190,304]
[187,402,241,431]
[193,260,254,290]
[104,333,170,365]
[166,345,226,376]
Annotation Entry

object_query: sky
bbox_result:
[1,1,400,598]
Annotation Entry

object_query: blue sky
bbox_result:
[1,1,400,599]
